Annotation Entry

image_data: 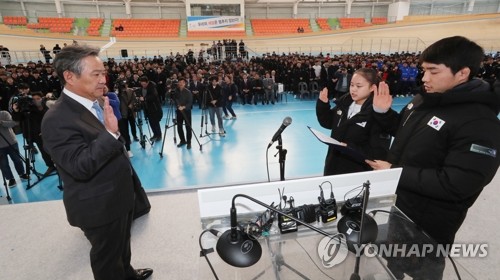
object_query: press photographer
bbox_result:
[165,73,178,99]
[138,76,162,142]
[0,110,29,187]
[11,91,56,176]
[114,79,137,157]
[173,77,193,149]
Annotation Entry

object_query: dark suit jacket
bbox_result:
[41,93,135,228]
[142,82,163,122]
[189,80,204,96]
[238,78,253,95]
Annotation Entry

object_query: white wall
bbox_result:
[185,0,245,18]
[388,1,410,22]
[1,0,498,21]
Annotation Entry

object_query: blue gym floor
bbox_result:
[0,95,411,204]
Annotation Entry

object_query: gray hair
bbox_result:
[53,44,101,86]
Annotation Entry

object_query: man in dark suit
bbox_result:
[138,76,162,141]
[238,73,253,105]
[189,74,204,109]
[41,45,153,280]
[173,77,193,149]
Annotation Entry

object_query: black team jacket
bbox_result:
[375,79,500,244]
[316,93,394,176]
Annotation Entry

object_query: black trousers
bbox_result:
[82,211,135,280]
[176,109,192,144]
[118,118,131,151]
[383,208,445,280]
[148,118,162,138]
[29,134,54,168]
[128,111,137,138]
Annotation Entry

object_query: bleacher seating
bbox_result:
[26,17,74,33]
[3,16,28,26]
[316,18,331,31]
[371,17,388,24]
[251,19,312,36]
[338,18,370,29]
[110,19,180,37]
[87,18,104,36]
[187,30,246,38]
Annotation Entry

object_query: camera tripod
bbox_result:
[0,121,60,191]
[23,138,45,190]
[1,170,12,202]
[21,111,61,190]
[159,92,202,158]
[199,88,225,141]
[134,107,153,149]
[159,97,177,157]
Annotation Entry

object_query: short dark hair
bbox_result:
[419,36,484,80]
[53,44,101,86]
[31,91,43,98]
[18,83,29,89]
[139,76,149,82]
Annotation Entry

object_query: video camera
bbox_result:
[132,87,144,112]
[11,95,35,113]
[115,78,128,93]
[167,78,178,95]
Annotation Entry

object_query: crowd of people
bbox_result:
[208,39,247,60]
[1,42,499,161]
[0,36,500,279]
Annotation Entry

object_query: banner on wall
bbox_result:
[187,16,245,31]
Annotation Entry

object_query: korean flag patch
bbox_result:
[427,116,445,131]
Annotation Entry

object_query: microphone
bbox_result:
[267,116,292,148]
[215,194,346,268]
[215,202,262,268]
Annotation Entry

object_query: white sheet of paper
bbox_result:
[308,126,342,145]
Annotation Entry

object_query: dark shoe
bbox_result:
[128,268,153,280]
[43,166,56,177]
[149,136,157,142]
[177,141,187,147]
[8,179,16,187]
[20,174,30,180]
[187,143,192,149]
[133,136,139,141]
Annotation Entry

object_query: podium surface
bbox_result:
[0,169,485,279]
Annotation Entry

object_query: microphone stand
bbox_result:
[350,181,371,280]
[276,136,287,181]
